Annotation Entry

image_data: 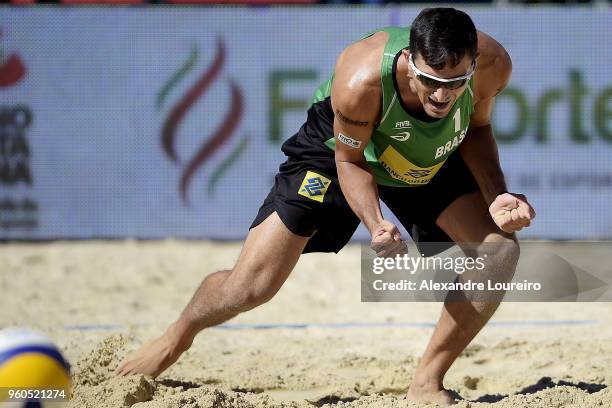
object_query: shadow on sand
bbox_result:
[472,376,607,403]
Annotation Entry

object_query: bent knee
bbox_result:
[481,235,520,270]
[226,264,285,310]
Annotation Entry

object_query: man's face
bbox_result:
[407,52,475,119]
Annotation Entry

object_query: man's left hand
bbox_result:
[489,192,536,233]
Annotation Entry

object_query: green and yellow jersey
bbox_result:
[312,27,475,187]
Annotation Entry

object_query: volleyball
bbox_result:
[0,328,70,406]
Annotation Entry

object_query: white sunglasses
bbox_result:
[408,53,476,90]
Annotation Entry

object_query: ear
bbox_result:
[402,49,414,78]
[402,50,415,78]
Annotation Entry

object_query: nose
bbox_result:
[432,87,450,102]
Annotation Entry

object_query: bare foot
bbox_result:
[115,324,192,378]
[407,378,457,406]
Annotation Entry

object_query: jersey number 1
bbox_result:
[453,108,461,132]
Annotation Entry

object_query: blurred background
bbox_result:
[0,2,611,242]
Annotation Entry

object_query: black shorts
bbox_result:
[250,136,479,256]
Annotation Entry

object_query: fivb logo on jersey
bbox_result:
[391,120,412,142]
[157,39,249,206]
[394,120,412,129]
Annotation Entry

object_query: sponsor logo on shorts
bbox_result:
[298,171,331,203]
[337,133,362,149]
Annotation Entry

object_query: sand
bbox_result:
[1,240,611,407]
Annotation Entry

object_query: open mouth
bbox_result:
[428,97,450,110]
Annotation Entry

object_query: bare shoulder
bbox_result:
[474,31,512,101]
[332,32,386,116]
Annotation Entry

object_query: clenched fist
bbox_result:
[370,219,408,257]
[489,192,536,233]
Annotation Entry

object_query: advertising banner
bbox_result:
[1,8,611,239]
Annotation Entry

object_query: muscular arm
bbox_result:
[460,34,512,206]
[331,45,384,234]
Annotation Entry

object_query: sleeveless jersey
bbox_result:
[313,26,475,187]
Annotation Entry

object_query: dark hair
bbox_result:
[409,8,478,70]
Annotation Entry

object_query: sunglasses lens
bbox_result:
[418,75,467,90]
[417,75,467,90]
[446,79,467,90]
[418,75,443,89]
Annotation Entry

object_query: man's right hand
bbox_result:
[370,219,408,257]
[116,323,192,378]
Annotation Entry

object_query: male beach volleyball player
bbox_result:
[117,8,536,405]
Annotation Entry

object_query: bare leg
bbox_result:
[116,212,310,377]
[407,192,519,405]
